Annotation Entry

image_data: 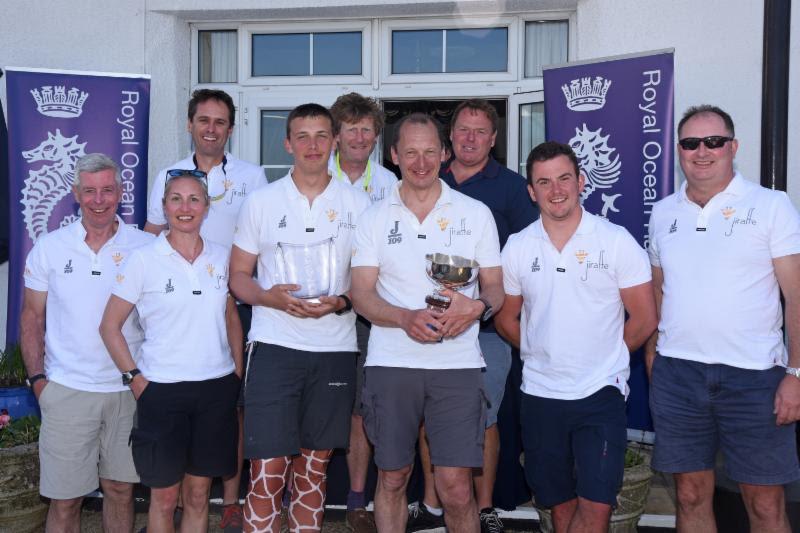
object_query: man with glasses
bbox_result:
[144,89,266,532]
[646,105,800,532]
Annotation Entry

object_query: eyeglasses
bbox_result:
[678,136,734,151]
[166,169,207,183]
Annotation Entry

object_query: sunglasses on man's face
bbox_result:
[678,136,734,151]
[166,169,208,183]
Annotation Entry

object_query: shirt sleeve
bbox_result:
[351,205,380,268]
[232,192,263,255]
[23,239,49,292]
[112,250,146,304]
[646,209,661,268]
[615,228,652,289]
[146,170,168,226]
[501,235,522,296]
[474,204,502,268]
[768,191,800,259]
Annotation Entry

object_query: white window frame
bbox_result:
[380,16,518,84]
[191,23,240,85]
[239,20,372,86]
[518,11,577,80]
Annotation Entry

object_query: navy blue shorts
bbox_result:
[650,355,800,485]
[520,386,626,508]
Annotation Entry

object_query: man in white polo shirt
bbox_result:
[646,105,800,532]
[229,103,370,532]
[20,153,154,532]
[495,141,656,533]
[350,113,505,533]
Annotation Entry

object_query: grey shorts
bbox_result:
[362,366,487,471]
[650,355,800,485]
[479,331,512,427]
[243,343,357,459]
[38,381,139,499]
[353,315,371,417]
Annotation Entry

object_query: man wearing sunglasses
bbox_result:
[646,105,800,532]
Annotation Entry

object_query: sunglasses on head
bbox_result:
[166,169,208,183]
[678,136,734,151]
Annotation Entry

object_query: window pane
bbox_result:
[445,28,507,73]
[198,30,237,83]
[392,30,442,74]
[525,20,569,77]
[313,32,362,75]
[252,34,309,76]
[260,110,293,182]
[518,102,545,175]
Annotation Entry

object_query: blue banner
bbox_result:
[5,67,150,345]
[543,50,674,431]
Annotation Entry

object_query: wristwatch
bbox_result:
[786,367,800,379]
[334,294,353,316]
[26,373,46,388]
[121,368,141,386]
[478,298,493,322]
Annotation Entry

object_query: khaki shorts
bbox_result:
[39,381,139,499]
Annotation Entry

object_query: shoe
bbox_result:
[479,508,504,533]
[346,508,377,533]
[406,501,445,532]
[220,503,244,533]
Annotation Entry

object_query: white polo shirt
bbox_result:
[24,217,153,393]
[234,172,370,352]
[328,154,398,204]
[147,152,266,248]
[503,209,651,400]
[648,173,800,369]
[112,233,234,383]
[352,179,501,369]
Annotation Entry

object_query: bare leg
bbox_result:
[148,483,181,533]
[245,457,291,533]
[740,483,790,533]
[45,497,83,533]
[347,414,372,496]
[433,466,478,533]
[374,466,413,533]
[566,497,611,533]
[418,425,441,509]
[179,473,212,532]
[289,449,333,531]
[474,424,499,510]
[99,478,134,533]
[674,470,717,533]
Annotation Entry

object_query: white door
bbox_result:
[508,90,545,178]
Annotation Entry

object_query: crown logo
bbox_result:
[721,207,735,219]
[561,76,612,111]
[575,250,589,264]
[112,252,123,265]
[326,209,338,222]
[436,217,449,231]
[116,273,125,284]
[30,86,89,118]
[206,264,215,277]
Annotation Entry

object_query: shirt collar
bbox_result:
[192,152,229,174]
[678,172,746,204]
[389,178,453,208]
[441,156,500,184]
[72,214,125,244]
[153,231,209,259]
[530,207,596,239]
[282,169,337,201]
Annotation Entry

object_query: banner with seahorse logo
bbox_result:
[542,51,674,434]
[5,67,150,344]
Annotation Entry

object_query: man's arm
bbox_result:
[438,266,504,338]
[644,266,664,380]
[620,280,658,354]
[99,294,148,398]
[20,288,48,399]
[773,254,800,425]
[494,293,522,350]
[143,222,166,236]
[225,295,244,378]
[350,265,442,343]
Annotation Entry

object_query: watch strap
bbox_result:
[335,294,353,316]
[26,373,46,388]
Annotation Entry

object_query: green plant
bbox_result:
[0,413,41,448]
[0,344,26,387]
[624,442,649,468]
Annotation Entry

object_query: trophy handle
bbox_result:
[275,243,287,285]
[328,238,338,296]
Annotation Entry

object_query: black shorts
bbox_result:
[131,373,240,488]
[243,342,357,459]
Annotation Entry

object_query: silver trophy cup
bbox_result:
[424,253,480,311]
[275,238,337,303]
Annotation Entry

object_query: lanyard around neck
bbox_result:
[335,152,372,192]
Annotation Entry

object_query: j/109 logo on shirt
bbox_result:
[387,220,402,244]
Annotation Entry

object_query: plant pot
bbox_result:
[0,442,48,533]
[0,386,41,419]
[534,447,654,533]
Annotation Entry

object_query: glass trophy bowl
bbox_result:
[275,238,337,303]
[424,253,480,311]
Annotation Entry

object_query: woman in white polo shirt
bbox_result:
[100,169,243,532]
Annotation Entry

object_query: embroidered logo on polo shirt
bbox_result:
[581,250,609,282]
[206,264,215,277]
[669,219,677,234]
[446,218,472,247]
[278,216,287,229]
[387,220,402,244]
[338,212,356,231]
[326,209,338,222]
[436,217,449,231]
[24,267,32,276]
[721,206,735,220]
[165,278,175,293]
[63,259,73,274]
[574,250,588,264]
[531,258,541,272]
[112,252,123,265]
[725,207,757,237]
[210,179,233,203]
[116,273,124,284]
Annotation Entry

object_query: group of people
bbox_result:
[19,87,800,533]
